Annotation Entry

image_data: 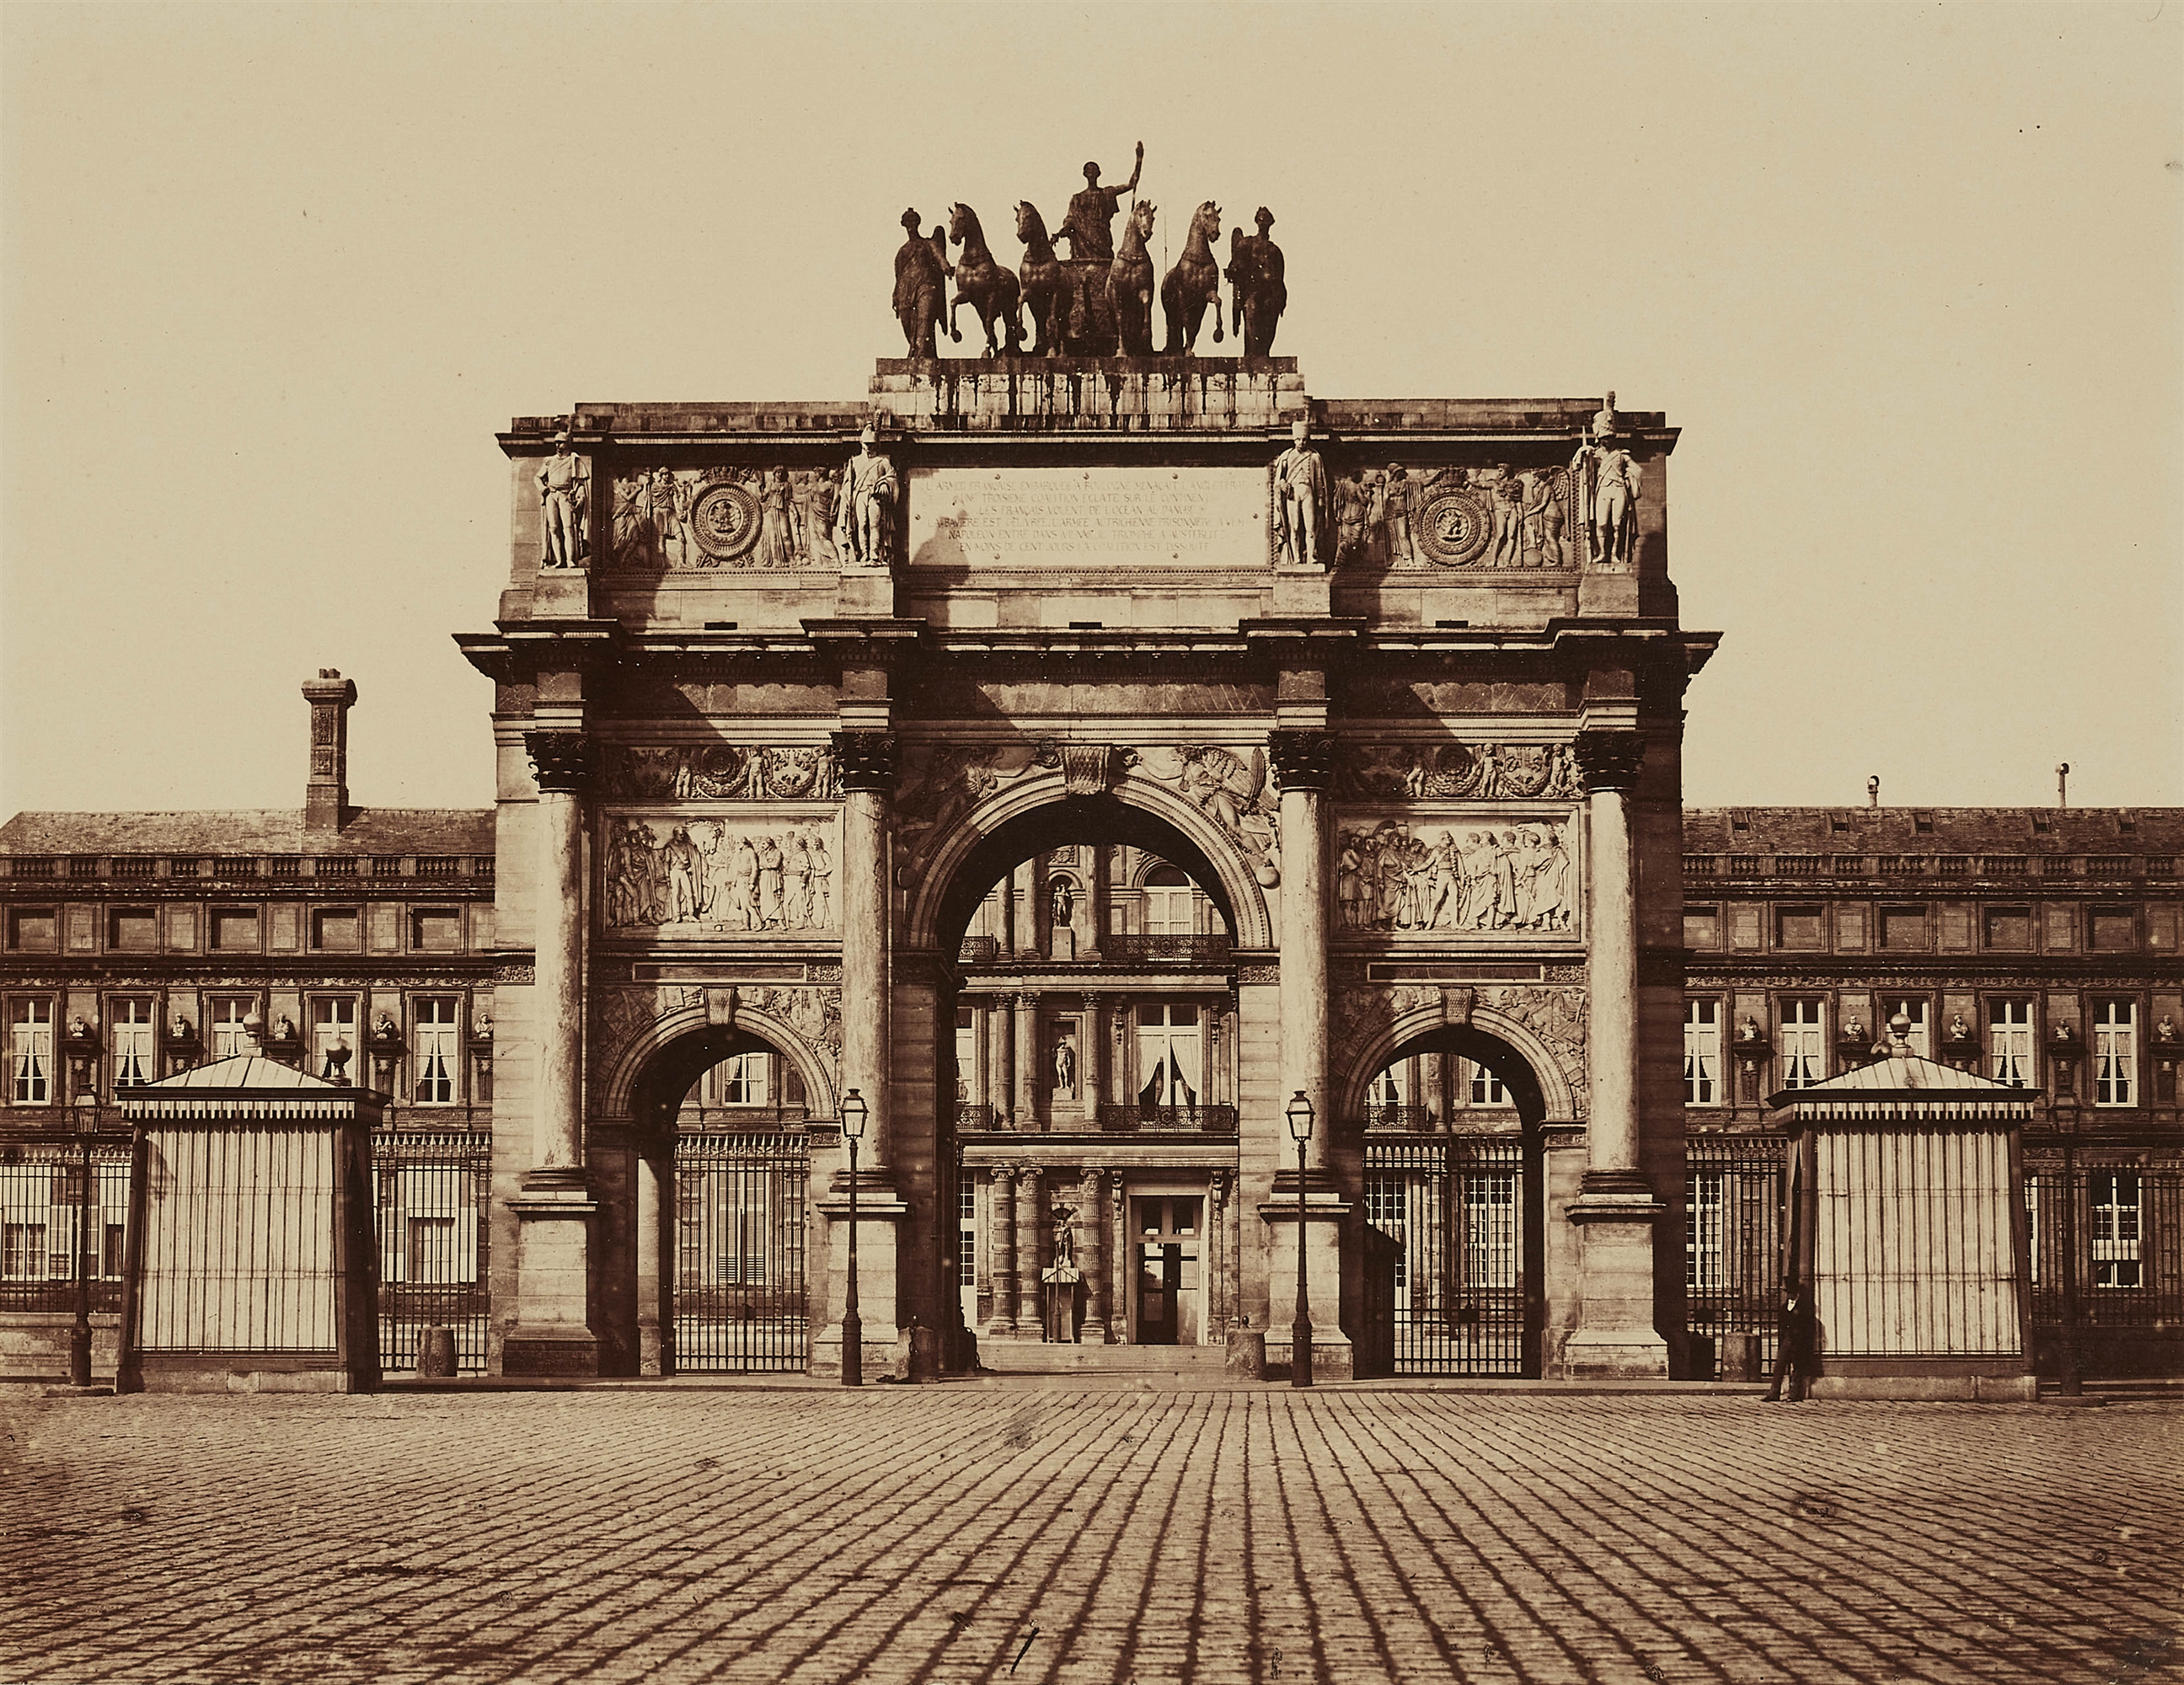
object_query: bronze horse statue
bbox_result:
[946,204,1025,357]
[1014,202,1066,357]
[1160,201,1225,355]
[1105,200,1157,357]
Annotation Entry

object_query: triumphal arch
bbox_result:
[459,186,1716,1381]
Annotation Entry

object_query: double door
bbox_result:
[1135,1196,1202,1345]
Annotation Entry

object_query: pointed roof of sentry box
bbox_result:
[118,1055,386,1122]
[1767,1017,2037,1124]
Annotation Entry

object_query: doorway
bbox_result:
[1135,1196,1202,1345]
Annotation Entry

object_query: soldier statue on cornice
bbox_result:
[834,427,898,570]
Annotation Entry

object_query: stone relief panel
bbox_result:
[1336,741,1584,801]
[1334,464,1578,574]
[1131,745,1279,887]
[597,744,840,802]
[1335,812,1580,939]
[607,465,843,573]
[601,810,841,936]
[893,741,1053,874]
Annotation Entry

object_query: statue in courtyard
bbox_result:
[1225,207,1288,357]
[893,208,949,358]
[835,428,898,569]
[1271,420,1331,567]
[1050,878,1074,928]
[1053,1038,1076,1098]
[537,430,587,569]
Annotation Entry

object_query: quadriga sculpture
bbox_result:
[1159,201,1226,355]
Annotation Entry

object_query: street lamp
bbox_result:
[839,1089,868,1388]
[1285,1089,1314,1389]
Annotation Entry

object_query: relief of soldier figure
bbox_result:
[888,145,1287,360]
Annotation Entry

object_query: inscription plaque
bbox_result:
[907,466,1269,570]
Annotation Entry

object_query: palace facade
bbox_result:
[3,358,2176,1383]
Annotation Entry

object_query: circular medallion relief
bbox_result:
[1417,486,1495,568]
[688,479,762,564]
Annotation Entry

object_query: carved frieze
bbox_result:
[602,811,840,935]
[1335,464,1576,574]
[608,465,843,573]
[893,741,1050,871]
[597,744,840,802]
[1131,745,1280,886]
[1335,814,1578,937]
[1336,741,1584,802]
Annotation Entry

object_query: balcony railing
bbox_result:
[1096,1103,1238,1133]
[957,935,1001,965]
[955,1103,996,1131]
[1101,933,1232,965]
[1357,1105,1436,1132]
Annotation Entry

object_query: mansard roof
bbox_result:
[0,807,493,856]
[1684,806,2184,853]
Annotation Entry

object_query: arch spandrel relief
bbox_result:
[589,983,843,1122]
[1330,978,1590,1121]
[600,810,842,937]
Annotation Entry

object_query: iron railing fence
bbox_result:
[1095,1103,1239,1134]
[1357,1105,1436,1133]
[673,1130,810,1372]
[1362,1134,1529,1377]
[0,1130,132,1313]
[372,1130,491,1372]
[2024,1161,2184,1340]
[1684,1133,1788,1377]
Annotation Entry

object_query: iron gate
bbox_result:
[1363,1134,1529,1376]
[1684,1133,1787,1377]
[372,1131,491,1372]
[673,1130,810,1372]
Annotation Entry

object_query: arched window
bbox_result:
[1142,864,1195,937]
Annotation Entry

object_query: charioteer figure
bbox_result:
[1053,142,1143,350]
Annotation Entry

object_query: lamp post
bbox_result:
[1286,1089,1314,1389]
[840,1089,868,1388]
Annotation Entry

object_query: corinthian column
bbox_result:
[503,730,600,1378]
[1559,728,1667,1378]
[1080,1169,1111,1343]
[1015,1167,1046,1335]
[833,730,896,1178]
[1269,730,1336,1169]
[524,730,589,1182]
[1014,990,1040,1132]
[985,1165,1018,1337]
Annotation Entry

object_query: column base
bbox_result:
[815,1192,907,1377]
[502,1185,600,1378]
[1554,1190,1668,1379]
[502,1324,602,1378]
[1261,1196,1350,1380]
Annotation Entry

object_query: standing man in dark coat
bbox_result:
[1764,1276,1817,1402]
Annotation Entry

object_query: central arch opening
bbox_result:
[931,796,1250,1358]
[1348,1027,1548,1378]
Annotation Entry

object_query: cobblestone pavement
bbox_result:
[3,1385,2178,1685]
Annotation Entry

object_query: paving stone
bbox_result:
[0,1388,2177,1683]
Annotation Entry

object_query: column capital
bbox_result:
[524,730,591,794]
[1573,730,1646,794]
[832,730,897,793]
[989,1162,1017,1187]
[1267,729,1338,790]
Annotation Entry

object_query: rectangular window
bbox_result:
[1881,905,1930,950]
[311,998,357,1082]
[959,1181,976,1288]
[410,908,462,952]
[2090,907,2136,952]
[720,1053,769,1107]
[10,1000,53,1105]
[109,908,157,951]
[1683,906,1719,949]
[1990,1000,2035,1088]
[1686,1169,1724,1290]
[2093,1002,2136,1107]
[1368,1064,1408,1108]
[312,908,361,952]
[1780,1001,1825,1089]
[2,1222,48,1279]
[1363,1177,1409,1292]
[1464,1172,1518,1291]
[2090,1172,2143,1288]
[111,998,155,1089]
[211,907,260,951]
[1468,1063,1507,1106]
[7,908,56,952]
[1985,906,2032,950]
[1684,999,1721,1105]
[1778,907,1825,949]
[1879,998,1932,1061]
[208,997,256,1060]
[1135,1003,1202,1110]
[413,998,459,1105]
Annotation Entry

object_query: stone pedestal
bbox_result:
[502,1182,602,1377]
[1261,1192,1353,1381]
[810,1186,907,1379]
[1558,1187,1668,1377]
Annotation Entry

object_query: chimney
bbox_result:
[302,669,357,833]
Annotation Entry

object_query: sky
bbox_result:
[3,2,2180,820]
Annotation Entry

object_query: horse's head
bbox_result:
[947,202,979,246]
[1196,202,1222,241]
[1014,201,1046,244]
[1131,201,1156,241]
